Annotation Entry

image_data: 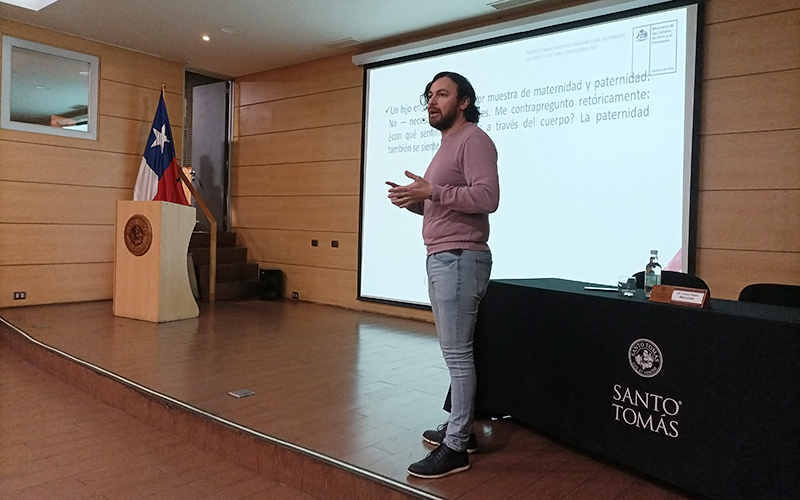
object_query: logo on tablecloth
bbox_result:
[612,384,681,438]
[628,338,662,378]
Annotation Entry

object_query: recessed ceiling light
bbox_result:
[79,71,89,76]
[202,35,210,41]
[34,85,49,90]
[220,27,242,34]
[0,0,59,11]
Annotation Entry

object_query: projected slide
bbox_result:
[360,3,698,307]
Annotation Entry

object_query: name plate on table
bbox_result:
[649,284,709,308]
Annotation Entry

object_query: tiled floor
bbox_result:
[0,342,311,499]
[0,300,697,499]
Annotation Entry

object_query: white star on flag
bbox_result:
[150,124,170,153]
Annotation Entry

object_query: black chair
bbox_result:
[633,270,710,291]
[738,283,800,308]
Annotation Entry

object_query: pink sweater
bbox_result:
[409,123,499,255]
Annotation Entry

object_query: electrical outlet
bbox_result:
[13,291,26,300]
[291,292,299,299]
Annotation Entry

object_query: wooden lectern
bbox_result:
[114,201,199,322]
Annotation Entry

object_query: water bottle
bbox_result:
[644,250,662,298]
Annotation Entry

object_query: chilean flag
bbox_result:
[133,93,189,205]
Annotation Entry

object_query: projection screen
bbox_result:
[358,0,701,308]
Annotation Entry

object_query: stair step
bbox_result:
[190,247,248,266]
[190,232,238,248]
[198,262,259,284]
[199,280,259,302]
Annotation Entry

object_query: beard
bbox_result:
[428,106,457,131]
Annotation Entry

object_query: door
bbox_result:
[190,80,229,232]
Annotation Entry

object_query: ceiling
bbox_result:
[0,0,564,78]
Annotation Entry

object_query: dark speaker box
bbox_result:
[258,269,283,300]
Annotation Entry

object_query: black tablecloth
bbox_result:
[473,278,800,500]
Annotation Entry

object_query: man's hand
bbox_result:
[386,171,432,208]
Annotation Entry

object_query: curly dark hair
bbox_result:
[421,72,480,124]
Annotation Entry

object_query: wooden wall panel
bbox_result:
[238,87,362,135]
[701,70,800,135]
[233,2,800,310]
[705,0,800,24]
[0,18,102,58]
[699,130,800,190]
[100,80,184,123]
[697,190,800,252]
[0,181,128,225]
[235,123,361,166]
[0,142,138,188]
[232,161,360,197]
[232,196,359,233]
[697,248,800,301]
[100,45,183,92]
[0,18,184,307]
[0,225,113,265]
[236,54,362,106]
[0,263,112,308]
[703,10,800,79]
[695,2,800,299]
[236,228,357,271]
[1,114,181,158]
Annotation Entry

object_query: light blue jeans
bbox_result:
[426,249,492,452]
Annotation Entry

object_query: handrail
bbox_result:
[178,168,216,304]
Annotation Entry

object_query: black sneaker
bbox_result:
[407,443,470,479]
[421,423,478,453]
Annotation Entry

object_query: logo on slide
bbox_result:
[628,338,662,378]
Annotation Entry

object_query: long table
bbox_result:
[473,278,800,500]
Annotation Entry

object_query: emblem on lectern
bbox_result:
[124,214,152,256]
[628,338,663,378]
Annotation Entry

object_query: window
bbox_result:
[1,36,99,140]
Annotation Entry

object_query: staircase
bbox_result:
[189,232,260,301]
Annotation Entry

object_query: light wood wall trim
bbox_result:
[234,123,362,166]
[697,190,800,252]
[236,228,357,271]
[701,69,800,135]
[703,9,800,79]
[0,224,113,265]
[236,54,362,107]
[238,87,363,136]
[696,248,800,300]
[0,262,113,308]
[0,181,130,225]
[705,1,800,25]
[257,261,432,322]
[232,161,360,197]
[699,130,800,190]
[0,141,139,188]
[232,195,359,233]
